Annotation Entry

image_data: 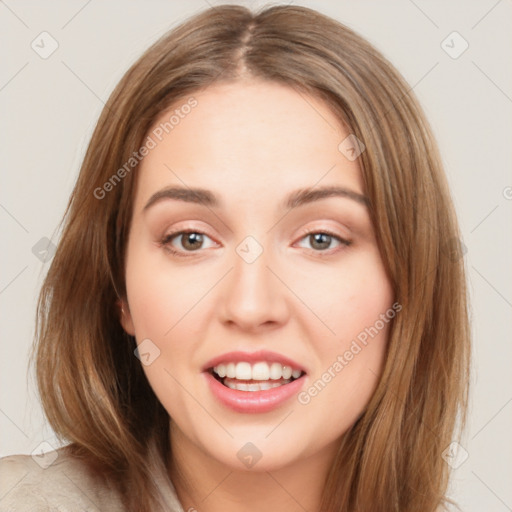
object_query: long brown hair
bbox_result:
[33,4,470,511]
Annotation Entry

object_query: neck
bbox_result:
[168,422,338,512]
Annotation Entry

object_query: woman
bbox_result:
[0,4,470,511]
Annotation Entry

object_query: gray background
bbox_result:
[1,1,511,510]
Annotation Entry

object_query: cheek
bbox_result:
[123,246,201,415]
[124,244,210,338]
[123,244,217,406]
[294,248,393,414]
[294,247,394,342]
[336,252,394,376]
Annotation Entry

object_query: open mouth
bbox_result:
[207,365,306,392]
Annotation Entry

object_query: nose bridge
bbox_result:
[220,235,289,330]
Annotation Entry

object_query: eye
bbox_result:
[295,230,351,254]
[160,230,217,257]
[159,228,351,258]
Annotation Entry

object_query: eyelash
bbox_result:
[159,228,352,258]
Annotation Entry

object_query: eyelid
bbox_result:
[293,227,352,251]
[161,228,219,248]
[158,223,221,258]
[294,223,352,242]
[160,221,219,242]
[159,223,352,258]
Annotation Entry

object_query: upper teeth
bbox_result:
[213,362,302,381]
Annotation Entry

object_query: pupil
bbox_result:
[311,233,330,250]
[183,233,202,250]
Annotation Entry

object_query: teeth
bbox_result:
[235,362,252,380]
[252,362,269,380]
[213,361,303,381]
[216,364,226,377]
[224,379,292,391]
[282,365,292,379]
[269,362,282,380]
[226,362,236,378]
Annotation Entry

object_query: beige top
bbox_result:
[0,446,185,511]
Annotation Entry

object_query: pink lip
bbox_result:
[203,371,307,413]
[201,350,307,373]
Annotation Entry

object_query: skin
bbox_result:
[120,79,394,512]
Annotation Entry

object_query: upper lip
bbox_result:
[202,350,307,373]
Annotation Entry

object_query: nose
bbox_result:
[219,242,290,332]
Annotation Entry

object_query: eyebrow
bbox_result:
[143,185,369,212]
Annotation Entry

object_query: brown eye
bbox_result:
[161,230,216,254]
[180,232,204,251]
[296,231,351,253]
[309,233,332,250]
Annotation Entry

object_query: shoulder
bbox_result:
[0,446,125,511]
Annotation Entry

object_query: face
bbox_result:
[120,79,394,472]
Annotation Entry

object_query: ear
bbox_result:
[117,299,136,336]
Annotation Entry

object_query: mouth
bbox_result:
[202,354,308,413]
[207,362,306,392]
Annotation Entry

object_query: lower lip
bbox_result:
[204,371,307,413]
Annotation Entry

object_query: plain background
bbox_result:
[1,0,511,510]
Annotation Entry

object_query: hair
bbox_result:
[32,4,471,512]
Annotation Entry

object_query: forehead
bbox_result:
[134,80,364,208]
